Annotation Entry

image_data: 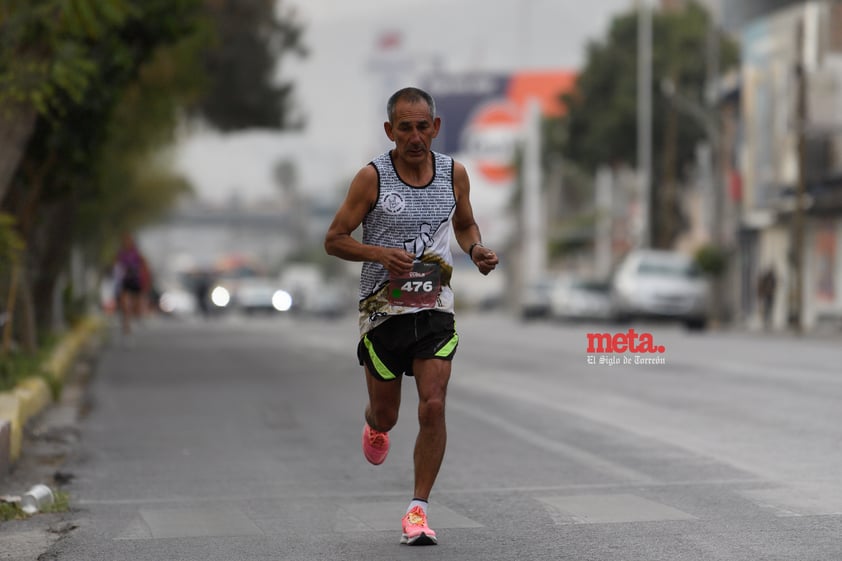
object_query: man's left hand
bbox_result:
[472,245,498,276]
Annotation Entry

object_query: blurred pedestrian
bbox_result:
[757,266,777,330]
[193,270,212,318]
[113,233,147,336]
[139,251,154,316]
[324,86,498,546]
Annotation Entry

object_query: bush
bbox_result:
[694,244,729,277]
[0,339,55,393]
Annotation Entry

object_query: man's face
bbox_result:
[384,99,440,164]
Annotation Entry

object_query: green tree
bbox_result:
[0,0,205,349]
[190,0,308,131]
[549,1,739,248]
[0,0,308,351]
[75,33,208,295]
[0,0,136,203]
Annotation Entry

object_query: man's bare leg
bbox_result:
[364,367,402,432]
[411,358,451,500]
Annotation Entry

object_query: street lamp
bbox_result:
[659,77,722,243]
[660,78,719,147]
[660,75,728,326]
[637,0,653,249]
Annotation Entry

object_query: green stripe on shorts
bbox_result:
[364,335,397,380]
[435,332,459,358]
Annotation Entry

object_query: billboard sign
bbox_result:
[421,70,577,248]
[424,70,576,185]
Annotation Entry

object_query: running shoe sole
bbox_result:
[361,424,389,465]
[401,532,437,546]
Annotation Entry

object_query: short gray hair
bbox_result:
[386,87,436,123]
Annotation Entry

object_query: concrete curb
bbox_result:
[0,419,9,472]
[0,316,105,475]
[44,316,103,383]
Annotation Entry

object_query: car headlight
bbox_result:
[211,286,231,308]
[272,289,292,312]
[159,292,177,313]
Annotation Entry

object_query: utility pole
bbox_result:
[790,17,807,334]
[706,14,725,326]
[595,167,613,278]
[706,17,722,246]
[637,0,653,249]
[660,69,679,249]
[522,99,546,286]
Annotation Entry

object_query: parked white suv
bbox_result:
[611,249,708,330]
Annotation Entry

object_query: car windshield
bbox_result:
[569,279,610,292]
[529,280,555,293]
[580,281,611,292]
[638,259,700,279]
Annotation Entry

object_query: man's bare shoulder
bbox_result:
[451,159,469,179]
[349,163,379,189]
[343,163,379,209]
[451,159,471,194]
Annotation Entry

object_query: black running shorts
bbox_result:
[357,310,459,381]
[121,276,142,294]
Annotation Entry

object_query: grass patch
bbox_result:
[42,490,70,513]
[0,499,24,521]
[0,336,59,393]
[0,490,70,522]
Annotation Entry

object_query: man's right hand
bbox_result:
[380,248,415,277]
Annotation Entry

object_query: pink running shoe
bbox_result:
[361,424,389,465]
[401,506,437,545]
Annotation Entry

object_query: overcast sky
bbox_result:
[175,0,635,205]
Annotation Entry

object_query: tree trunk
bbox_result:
[0,103,37,205]
[32,199,77,335]
[13,259,37,353]
[2,263,20,353]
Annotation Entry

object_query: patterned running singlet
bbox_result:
[358,150,457,335]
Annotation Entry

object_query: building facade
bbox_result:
[731,1,842,331]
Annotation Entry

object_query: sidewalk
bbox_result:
[711,315,842,342]
[0,316,105,479]
[0,336,97,559]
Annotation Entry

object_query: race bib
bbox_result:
[388,262,441,308]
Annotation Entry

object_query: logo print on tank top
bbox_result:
[382,192,405,215]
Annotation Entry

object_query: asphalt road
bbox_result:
[4,312,841,560]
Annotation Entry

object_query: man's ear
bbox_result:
[432,116,441,138]
[384,121,395,141]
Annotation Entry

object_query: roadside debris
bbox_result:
[20,484,54,514]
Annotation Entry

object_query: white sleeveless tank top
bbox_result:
[358,150,456,335]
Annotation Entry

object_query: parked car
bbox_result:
[611,249,708,330]
[549,276,613,322]
[211,275,292,315]
[520,277,557,320]
[235,277,292,314]
[158,285,197,318]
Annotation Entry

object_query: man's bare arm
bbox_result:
[324,165,414,276]
[451,162,498,275]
